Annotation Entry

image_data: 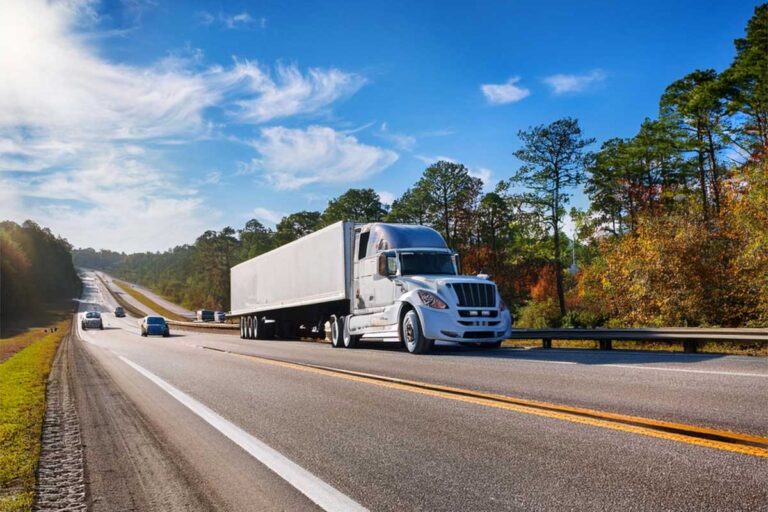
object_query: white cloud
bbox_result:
[543,69,606,95]
[197,10,262,29]
[204,171,222,184]
[469,167,493,190]
[251,126,398,190]
[481,77,531,104]
[415,154,457,165]
[377,190,395,205]
[251,207,286,226]
[2,148,217,252]
[378,122,416,151]
[217,60,366,124]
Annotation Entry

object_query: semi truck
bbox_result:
[230,221,512,354]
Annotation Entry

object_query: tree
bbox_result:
[661,69,727,219]
[416,161,482,248]
[237,219,273,261]
[274,211,322,246]
[512,118,594,316]
[321,188,387,225]
[721,3,768,155]
[386,185,431,224]
[195,227,238,309]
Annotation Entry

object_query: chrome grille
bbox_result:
[450,282,496,307]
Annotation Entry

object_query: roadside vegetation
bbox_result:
[73,6,767,339]
[0,321,69,512]
[112,280,187,321]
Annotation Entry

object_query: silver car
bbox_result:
[81,311,103,330]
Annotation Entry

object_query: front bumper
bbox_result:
[416,305,512,342]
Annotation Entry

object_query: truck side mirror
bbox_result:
[452,253,461,274]
[378,253,397,276]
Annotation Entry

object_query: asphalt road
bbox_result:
[72,271,768,511]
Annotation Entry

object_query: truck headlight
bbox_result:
[417,290,448,309]
[499,298,507,311]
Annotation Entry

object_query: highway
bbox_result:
[71,271,768,511]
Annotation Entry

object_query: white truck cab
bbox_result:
[343,223,511,353]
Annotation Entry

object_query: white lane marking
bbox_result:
[509,357,768,378]
[117,356,367,512]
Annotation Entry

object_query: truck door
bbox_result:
[353,231,373,311]
[371,251,397,309]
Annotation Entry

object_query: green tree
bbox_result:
[274,211,322,246]
[661,69,727,219]
[416,160,482,248]
[721,3,768,155]
[386,185,431,224]
[195,227,238,309]
[237,219,273,261]
[321,188,387,225]
[512,118,594,316]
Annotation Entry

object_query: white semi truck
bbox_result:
[230,221,512,354]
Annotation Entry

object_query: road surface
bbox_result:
[94,271,195,319]
[69,271,768,511]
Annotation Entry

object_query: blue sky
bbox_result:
[0,0,760,251]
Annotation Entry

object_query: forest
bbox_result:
[74,4,768,328]
[0,221,81,328]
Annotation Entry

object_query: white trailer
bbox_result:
[231,221,512,353]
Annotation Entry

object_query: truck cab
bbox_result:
[342,223,512,353]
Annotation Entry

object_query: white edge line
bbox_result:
[117,355,367,512]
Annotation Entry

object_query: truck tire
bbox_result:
[343,316,361,348]
[240,317,245,338]
[401,310,433,354]
[330,315,344,348]
[247,316,255,339]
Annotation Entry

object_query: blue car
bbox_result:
[140,316,170,337]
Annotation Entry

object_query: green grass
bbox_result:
[113,279,186,321]
[0,320,69,512]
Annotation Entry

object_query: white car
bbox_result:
[81,311,103,330]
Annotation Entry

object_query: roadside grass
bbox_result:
[113,279,186,321]
[1,301,73,363]
[501,339,768,356]
[0,320,69,512]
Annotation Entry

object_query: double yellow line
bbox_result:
[202,346,768,458]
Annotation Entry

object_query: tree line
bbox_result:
[74,5,767,327]
[1,221,81,329]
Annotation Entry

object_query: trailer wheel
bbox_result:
[401,310,433,354]
[247,316,255,339]
[330,315,344,348]
[343,316,361,348]
[240,317,245,338]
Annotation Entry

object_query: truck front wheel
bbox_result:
[401,310,433,354]
[343,316,361,348]
[330,315,344,348]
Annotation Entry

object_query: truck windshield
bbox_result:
[399,252,456,275]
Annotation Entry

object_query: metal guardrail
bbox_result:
[507,328,768,352]
[166,320,238,330]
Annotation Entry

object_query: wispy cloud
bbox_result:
[543,69,606,95]
[250,125,398,190]
[216,60,366,124]
[251,206,286,226]
[481,77,530,104]
[414,155,457,165]
[197,10,265,30]
[378,122,416,151]
[469,167,493,190]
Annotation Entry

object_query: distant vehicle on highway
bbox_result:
[196,309,214,322]
[140,316,170,337]
[114,306,125,317]
[81,311,103,330]
[231,221,512,353]
[214,311,227,322]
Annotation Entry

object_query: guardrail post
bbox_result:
[542,338,552,349]
[683,340,698,353]
[599,339,612,350]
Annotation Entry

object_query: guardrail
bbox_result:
[166,319,238,330]
[507,327,768,353]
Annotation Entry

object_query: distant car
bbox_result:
[140,316,170,337]
[214,311,227,322]
[114,306,126,318]
[81,311,103,330]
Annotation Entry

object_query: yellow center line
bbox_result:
[203,346,768,458]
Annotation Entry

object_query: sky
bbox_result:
[0,0,761,252]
